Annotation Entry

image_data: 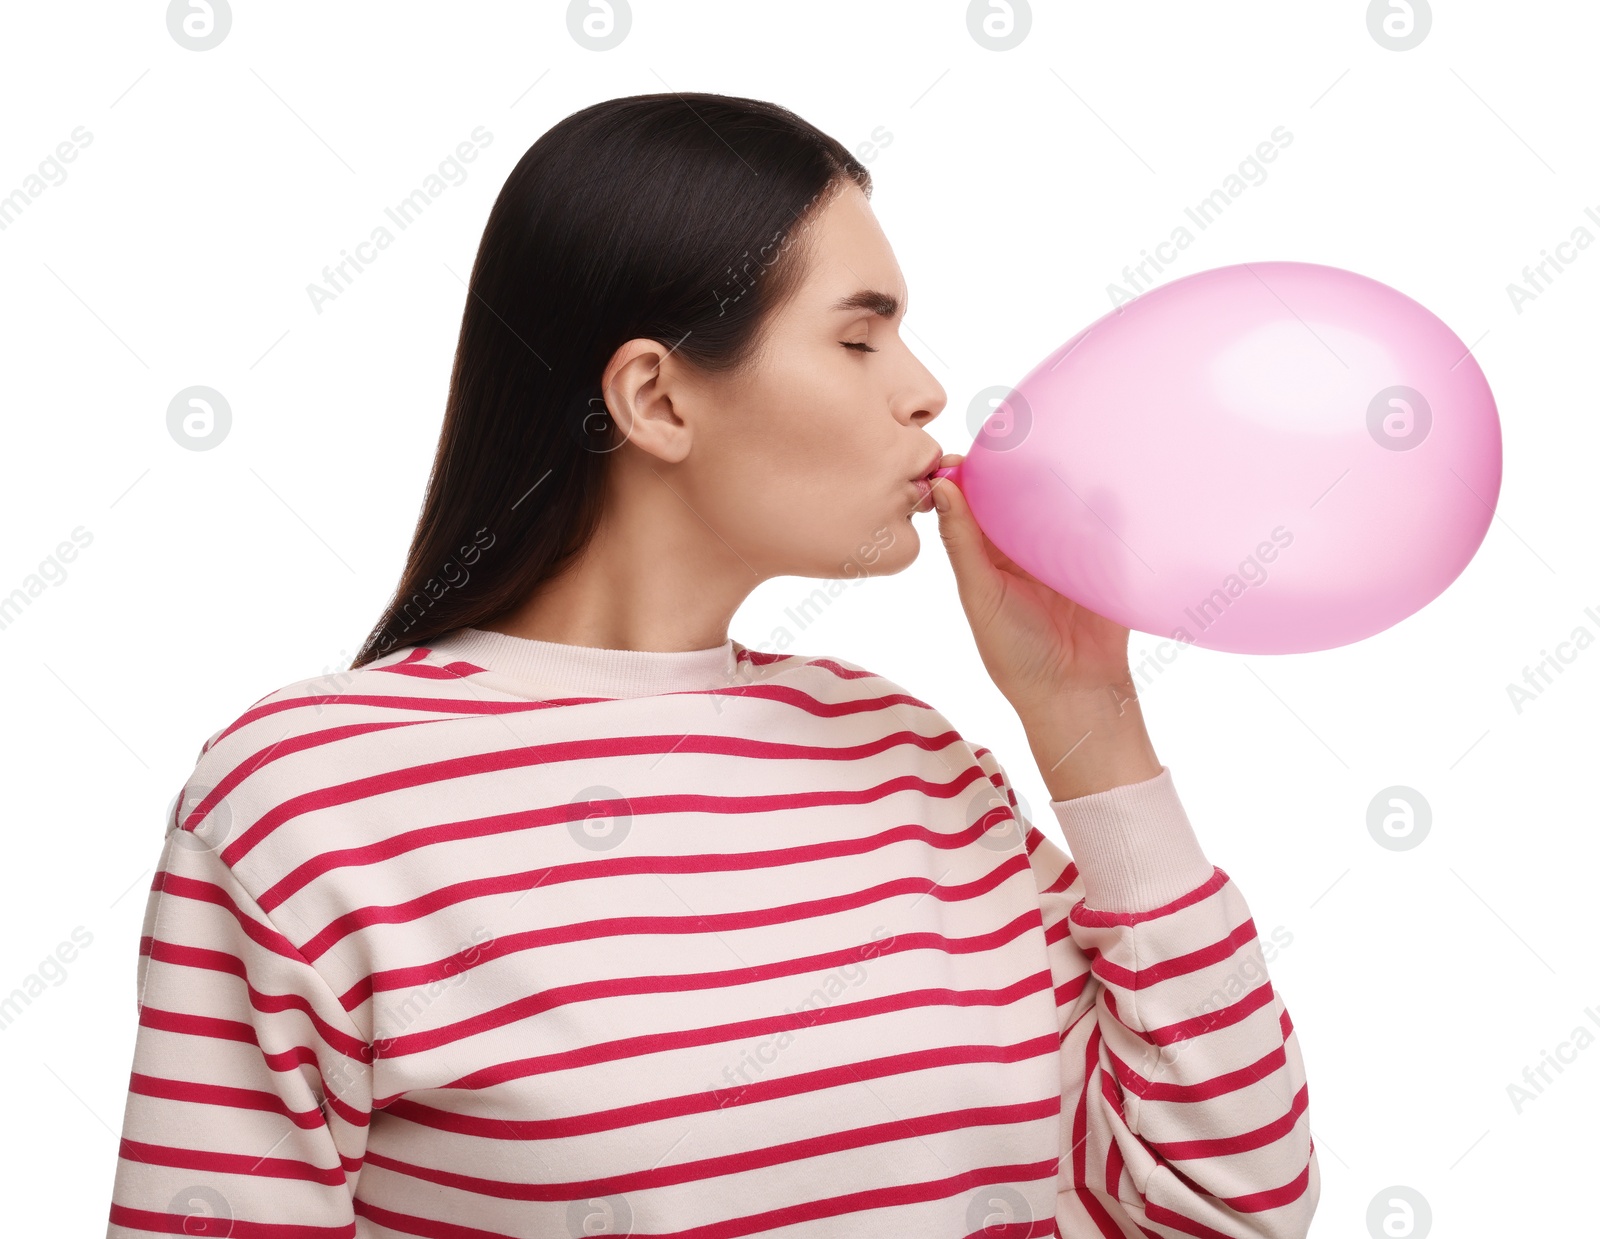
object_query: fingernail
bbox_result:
[932,482,950,512]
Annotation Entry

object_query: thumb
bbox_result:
[932,473,1001,610]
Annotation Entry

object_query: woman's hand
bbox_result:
[931,453,1162,799]
[930,453,1133,712]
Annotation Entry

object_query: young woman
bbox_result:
[107,94,1318,1238]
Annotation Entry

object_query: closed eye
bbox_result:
[840,341,878,353]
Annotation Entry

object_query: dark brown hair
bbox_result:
[350,92,871,668]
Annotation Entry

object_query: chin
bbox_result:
[864,523,918,575]
[813,518,909,581]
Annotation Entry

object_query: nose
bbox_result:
[906,368,947,428]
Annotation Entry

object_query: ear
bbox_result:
[600,338,692,465]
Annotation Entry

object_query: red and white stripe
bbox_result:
[106,634,1317,1237]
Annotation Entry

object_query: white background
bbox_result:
[1,2,1595,1235]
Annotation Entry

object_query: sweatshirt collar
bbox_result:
[423,625,743,700]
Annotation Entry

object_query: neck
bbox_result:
[487,496,755,654]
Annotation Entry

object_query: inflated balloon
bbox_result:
[934,261,1502,654]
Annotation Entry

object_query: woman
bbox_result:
[107,94,1318,1238]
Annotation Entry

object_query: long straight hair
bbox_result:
[350,93,871,668]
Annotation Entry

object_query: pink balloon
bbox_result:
[935,262,1502,654]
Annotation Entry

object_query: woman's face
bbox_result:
[612,182,949,583]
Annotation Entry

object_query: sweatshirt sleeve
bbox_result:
[106,815,372,1237]
[970,748,1320,1238]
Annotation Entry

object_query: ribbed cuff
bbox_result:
[1048,765,1214,913]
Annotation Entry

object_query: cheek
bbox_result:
[708,361,899,558]
[732,370,872,490]
[733,465,885,569]
[791,479,907,574]
[769,349,874,439]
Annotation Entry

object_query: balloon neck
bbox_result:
[933,464,960,482]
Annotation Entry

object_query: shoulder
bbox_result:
[733,640,936,708]
[728,643,994,785]
[193,643,492,758]
[174,642,515,836]
[757,647,1048,856]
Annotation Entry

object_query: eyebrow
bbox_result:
[830,289,906,319]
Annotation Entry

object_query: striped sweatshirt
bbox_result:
[106,625,1319,1238]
